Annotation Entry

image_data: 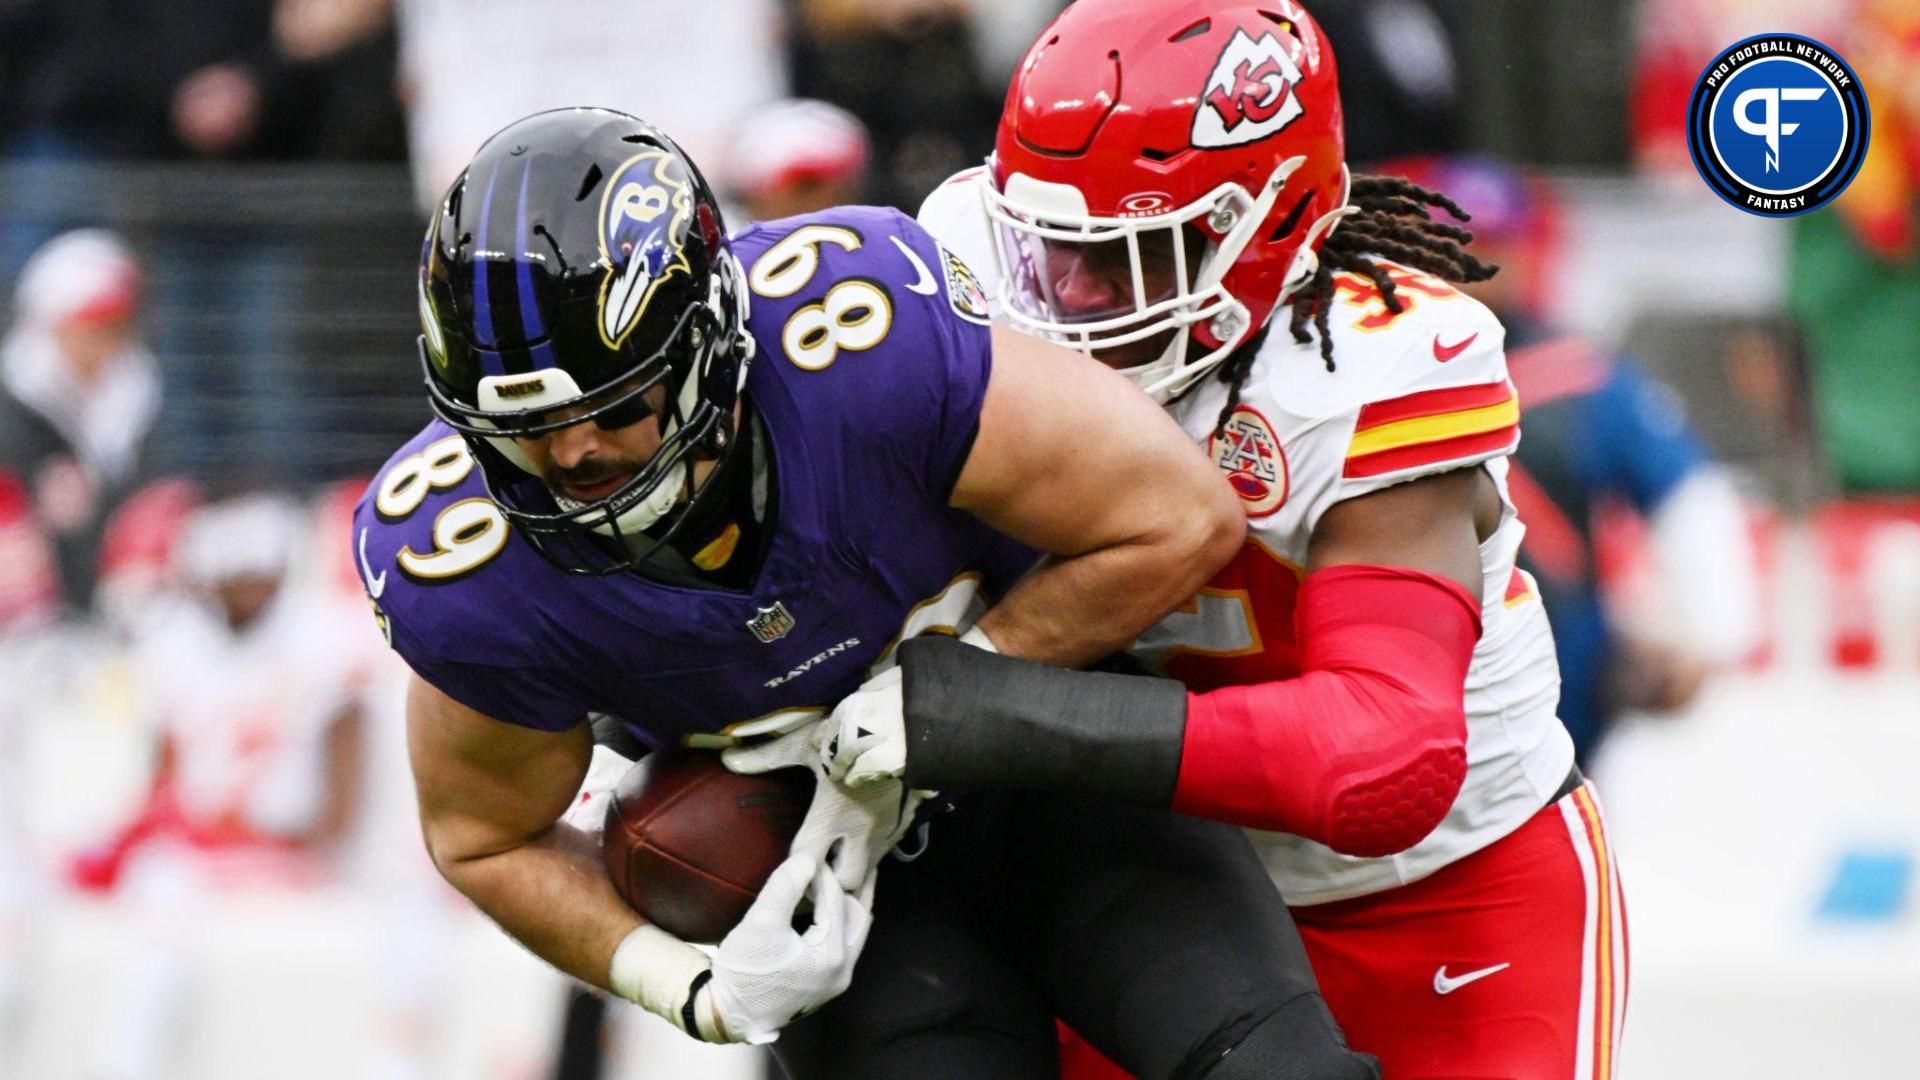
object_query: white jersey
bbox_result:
[921,174,1575,905]
[128,588,375,841]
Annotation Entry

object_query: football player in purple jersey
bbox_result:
[361,109,1373,1079]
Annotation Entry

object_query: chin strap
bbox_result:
[1277,164,1356,304]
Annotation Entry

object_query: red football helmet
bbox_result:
[984,0,1350,399]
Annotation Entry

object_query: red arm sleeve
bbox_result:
[1171,564,1478,856]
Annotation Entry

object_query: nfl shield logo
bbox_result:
[746,601,796,643]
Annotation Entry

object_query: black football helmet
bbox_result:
[418,107,755,574]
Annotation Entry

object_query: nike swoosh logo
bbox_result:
[358,527,387,600]
[1433,332,1479,362]
[892,235,938,295]
[1433,962,1510,995]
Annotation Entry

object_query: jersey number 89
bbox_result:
[748,225,894,371]
[374,434,508,584]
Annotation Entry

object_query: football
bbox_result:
[602,746,813,944]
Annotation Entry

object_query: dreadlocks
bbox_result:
[1212,174,1501,437]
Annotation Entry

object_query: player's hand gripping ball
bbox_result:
[603,747,813,943]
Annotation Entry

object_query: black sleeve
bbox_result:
[899,635,1188,804]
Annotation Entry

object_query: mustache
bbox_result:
[547,459,644,489]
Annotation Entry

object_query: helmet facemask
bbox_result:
[417,108,758,577]
[985,0,1355,399]
[983,156,1309,402]
[423,253,756,576]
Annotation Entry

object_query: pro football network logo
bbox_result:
[598,149,695,348]
[1687,33,1869,217]
[1209,405,1289,518]
[1192,28,1305,149]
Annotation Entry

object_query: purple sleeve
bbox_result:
[377,580,590,731]
[400,644,592,733]
[882,212,995,501]
[352,448,596,734]
[737,207,995,503]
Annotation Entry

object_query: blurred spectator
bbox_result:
[0,231,152,1035]
[726,99,872,223]
[0,0,404,272]
[1787,0,1920,495]
[0,0,401,162]
[964,0,1068,89]
[1628,0,1848,176]
[787,0,1002,209]
[1310,0,1463,166]
[2,0,406,482]
[0,230,159,629]
[71,492,372,887]
[396,0,784,214]
[1387,155,1763,762]
[1443,0,1632,166]
[153,0,405,483]
[170,0,406,162]
[69,490,376,1079]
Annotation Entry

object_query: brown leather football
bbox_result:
[602,747,812,944]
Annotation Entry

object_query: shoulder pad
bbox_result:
[351,424,538,668]
[916,171,1001,318]
[1251,265,1507,422]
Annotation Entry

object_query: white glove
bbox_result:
[821,626,996,788]
[723,713,920,895]
[610,853,871,1045]
[707,853,872,1043]
[818,666,906,787]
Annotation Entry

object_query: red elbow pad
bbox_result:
[1172,564,1477,856]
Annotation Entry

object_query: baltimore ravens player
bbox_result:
[830,1,1631,1077]
[359,108,1375,1079]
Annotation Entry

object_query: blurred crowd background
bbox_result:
[1,0,1917,1077]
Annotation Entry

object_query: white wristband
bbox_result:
[609,924,715,1037]
[958,624,998,653]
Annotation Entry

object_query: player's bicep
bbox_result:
[1308,468,1492,601]
[406,673,591,868]
[951,323,1241,558]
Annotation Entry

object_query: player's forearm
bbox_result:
[903,565,1478,854]
[978,514,1241,667]
[429,820,640,994]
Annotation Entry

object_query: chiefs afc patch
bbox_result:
[1210,405,1289,517]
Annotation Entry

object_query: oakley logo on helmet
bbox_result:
[1118,192,1175,216]
[1193,28,1306,149]
[598,148,695,347]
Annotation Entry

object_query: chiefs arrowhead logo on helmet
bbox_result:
[987,0,1347,401]
[1193,28,1307,149]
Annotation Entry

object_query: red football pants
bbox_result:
[1060,783,1629,1079]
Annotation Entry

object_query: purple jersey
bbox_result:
[354,207,1033,747]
